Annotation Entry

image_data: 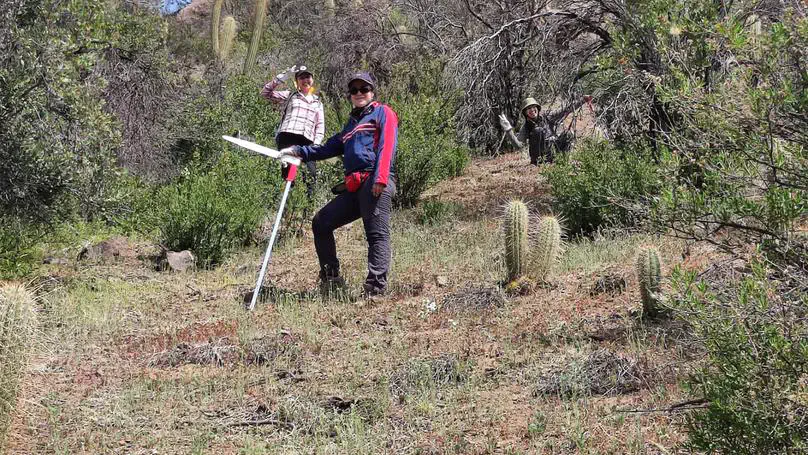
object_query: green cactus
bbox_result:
[531,215,562,282]
[211,0,224,58]
[0,284,37,448]
[503,200,529,282]
[324,0,335,16]
[219,16,237,61]
[636,246,662,317]
[243,0,268,75]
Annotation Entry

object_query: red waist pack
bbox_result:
[345,171,371,192]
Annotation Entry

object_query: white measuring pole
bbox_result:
[221,135,302,311]
[248,170,295,311]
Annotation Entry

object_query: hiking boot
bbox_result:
[318,265,346,297]
[319,275,346,295]
[362,283,386,297]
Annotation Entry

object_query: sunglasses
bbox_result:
[348,85,373,95]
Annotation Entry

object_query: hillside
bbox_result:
[4,154,701,453]
[2,0,807,453]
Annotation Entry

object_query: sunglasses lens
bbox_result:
[349,86,371,95]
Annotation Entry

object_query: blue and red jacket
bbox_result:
[297,101,399,186]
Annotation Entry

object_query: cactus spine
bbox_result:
[636,247,662,317]
[243,0,268,75]
[503,200,530,282]
[211,0,224,59]
[532,216,562,282]
[0,284,37,448]
[219,16,237,61]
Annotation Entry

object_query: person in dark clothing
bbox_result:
[499,95,592,165]
[279,72,398,297]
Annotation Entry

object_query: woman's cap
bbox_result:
[347,71,375,89]
[295,65,313,78]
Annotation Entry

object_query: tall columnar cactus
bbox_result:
[532,215,562,282]
[324,0,335,16]
[219,16,237,61]
[503,200,529,282]
[211,0,224,58]
[243,0,268,75]
[636,246,662,317]
[0,284,37,449]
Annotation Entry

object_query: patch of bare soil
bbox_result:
[423,153,553,218]
[123,319,239,357]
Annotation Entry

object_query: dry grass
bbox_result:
[4,154,697,453]
[0,284,37,450]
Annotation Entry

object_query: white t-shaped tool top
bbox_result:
[222,135,302,167]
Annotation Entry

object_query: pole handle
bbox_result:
[285,164,298,182]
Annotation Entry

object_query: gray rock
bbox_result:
[164,250,196,272]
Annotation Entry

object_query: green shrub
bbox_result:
[156,152,290,267]
[672,260,808,454]
[392,95,470,208]
[0,221,40,280]
[0,284,37,449]
[416,199,462,226]
[543,139,661,236]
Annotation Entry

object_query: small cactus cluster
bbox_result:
[532,215,563,282]
[502,200,563,287]
[503,200,529,281]
[211,0,237,61]
[636,246,662,318]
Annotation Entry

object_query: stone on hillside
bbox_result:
[157,250,196,272]
[77,236,135,263]
[176,0,213,25]
[435,275,449,287]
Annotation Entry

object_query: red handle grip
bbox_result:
[285,164,298,182]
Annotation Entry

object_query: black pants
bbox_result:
[312,177,396,291]
[529,142,553,165]
[276,132,317,198]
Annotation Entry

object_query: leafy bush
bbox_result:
[650,15,808,266]
[0,284,37,449]
[155,152,291,267]
[672,260,808,454]
[416,199,462,226]
[392,95,470,208]
[0,220,41,280]
[543,139,662,236]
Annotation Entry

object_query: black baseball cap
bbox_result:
[295,65,313,78]
[347,71,375,89]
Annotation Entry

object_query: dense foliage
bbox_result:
[672,260,808,453]
[544,139,661,236]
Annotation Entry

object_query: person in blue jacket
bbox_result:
[280,72,398,296]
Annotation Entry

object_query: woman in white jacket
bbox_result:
[261,64,325,196]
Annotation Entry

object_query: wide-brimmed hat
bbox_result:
[347,71,376,89]
[520,97,540,114]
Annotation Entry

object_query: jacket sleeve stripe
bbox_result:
[374,105,398,185]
